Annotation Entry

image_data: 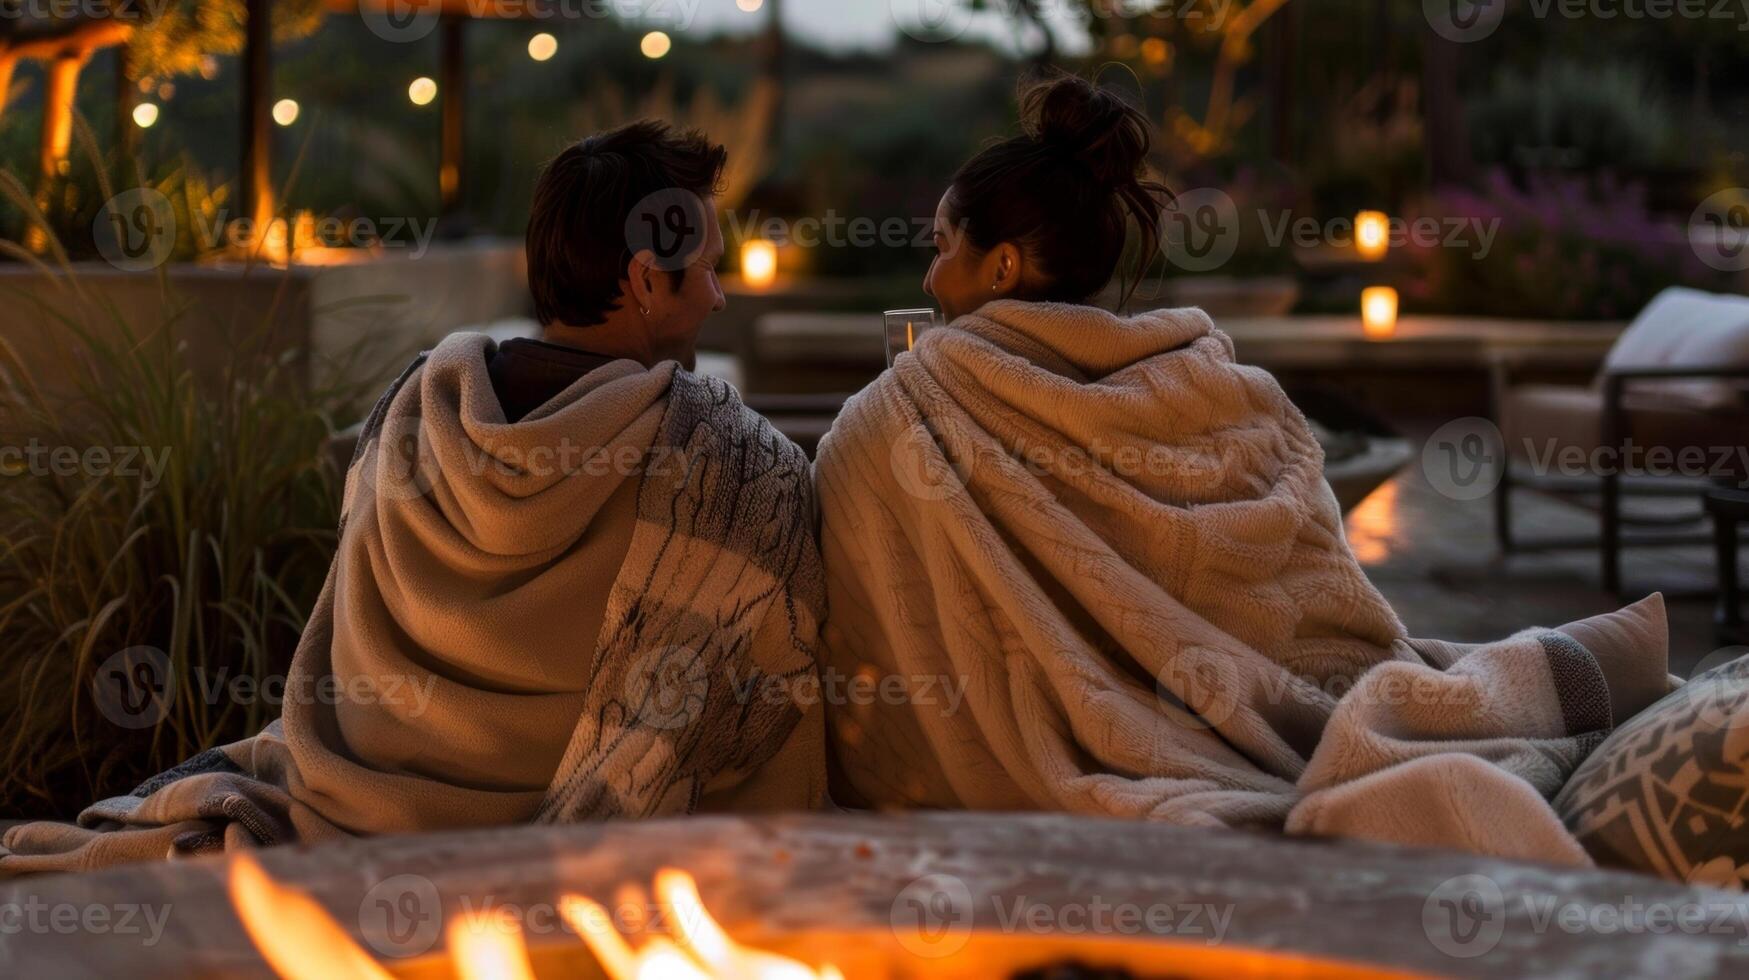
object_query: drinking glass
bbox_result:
[883,309,943,367]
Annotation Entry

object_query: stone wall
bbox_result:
[0,240,528,402]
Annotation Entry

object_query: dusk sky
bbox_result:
[670,0,1095,54]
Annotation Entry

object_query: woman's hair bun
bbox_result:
[947,70,1171,307]
[1019,73,1151,187]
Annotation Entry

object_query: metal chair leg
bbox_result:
[1493,457,1514,553]
[1601,471,1622,595]
[1720,509,1743,642]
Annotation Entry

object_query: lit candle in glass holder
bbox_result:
[1355,210,1390,262]
[741,239,778,290]
[1361,286,1399,340]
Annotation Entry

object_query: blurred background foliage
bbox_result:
[0,0,1746,315]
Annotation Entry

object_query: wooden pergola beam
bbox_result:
[0,18,132,62]
[241,0,273,231]
[336,0,552,230]
[0,18,132,122]
[439,14,464,218]
[0,58,16,120]
[39,51,86,180]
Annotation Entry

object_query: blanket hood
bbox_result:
[350,332,674,560]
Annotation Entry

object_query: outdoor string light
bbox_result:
[641,31,672,59]
[408,76,438,106]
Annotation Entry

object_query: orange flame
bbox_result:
[450,908,538,980]
[228,855,396,980]
[229,855,837,980]
[562,870,841,980]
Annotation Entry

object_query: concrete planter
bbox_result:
[0,240,528,398]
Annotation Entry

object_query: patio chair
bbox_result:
[1491,287,1749,595]
[1710,485,1749,644]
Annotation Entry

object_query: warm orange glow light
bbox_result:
[1355,210,1390,261]
[1362,286,1399,340]
[527,32,558,62]
[273,98,300,126]
[450,910,538,980]
[641,31,673,59]
[132,102,159,128]
[232,855,838,980]
[408,76,437,106]
[737,0,765,10]
[229,855,396,980]
[562,870,842,980]
[741,239,778,289]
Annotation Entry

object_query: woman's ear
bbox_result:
[988,242,1023,296]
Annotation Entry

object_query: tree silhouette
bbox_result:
[986,0,1293,167]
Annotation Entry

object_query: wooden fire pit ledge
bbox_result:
[4,812,1747,979]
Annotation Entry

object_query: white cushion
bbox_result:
[1604,288,1749,409]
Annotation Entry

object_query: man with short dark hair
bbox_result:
[0,122,826,876]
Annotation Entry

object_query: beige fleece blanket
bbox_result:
[817,300,1672,865]
[1,334,824,875]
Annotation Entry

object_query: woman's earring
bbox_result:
[640,306,650,316]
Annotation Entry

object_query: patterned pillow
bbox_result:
[1555,651,1749,888]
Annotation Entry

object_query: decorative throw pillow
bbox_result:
[1554,650,1749,888]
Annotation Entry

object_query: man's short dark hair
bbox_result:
[526,120,727,327]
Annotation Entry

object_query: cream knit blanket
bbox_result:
[817,300,1671,863]
[1,334,824,875]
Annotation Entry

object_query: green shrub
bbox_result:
[1468,60,1674,173]
[0,188,355,818]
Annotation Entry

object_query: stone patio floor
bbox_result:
[1348,422,1738,678]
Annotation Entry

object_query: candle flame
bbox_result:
[1355,211,1390,262]
[1361,286,1399,340]
[741,239,778,290]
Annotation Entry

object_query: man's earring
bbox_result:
[640,306,650,316]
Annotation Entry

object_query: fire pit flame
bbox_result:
[561,869,842,980]
[228,855,396,980]
[450,908,538,980]
[229,855,840,980]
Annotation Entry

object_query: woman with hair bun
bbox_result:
[813,73,1413,823]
